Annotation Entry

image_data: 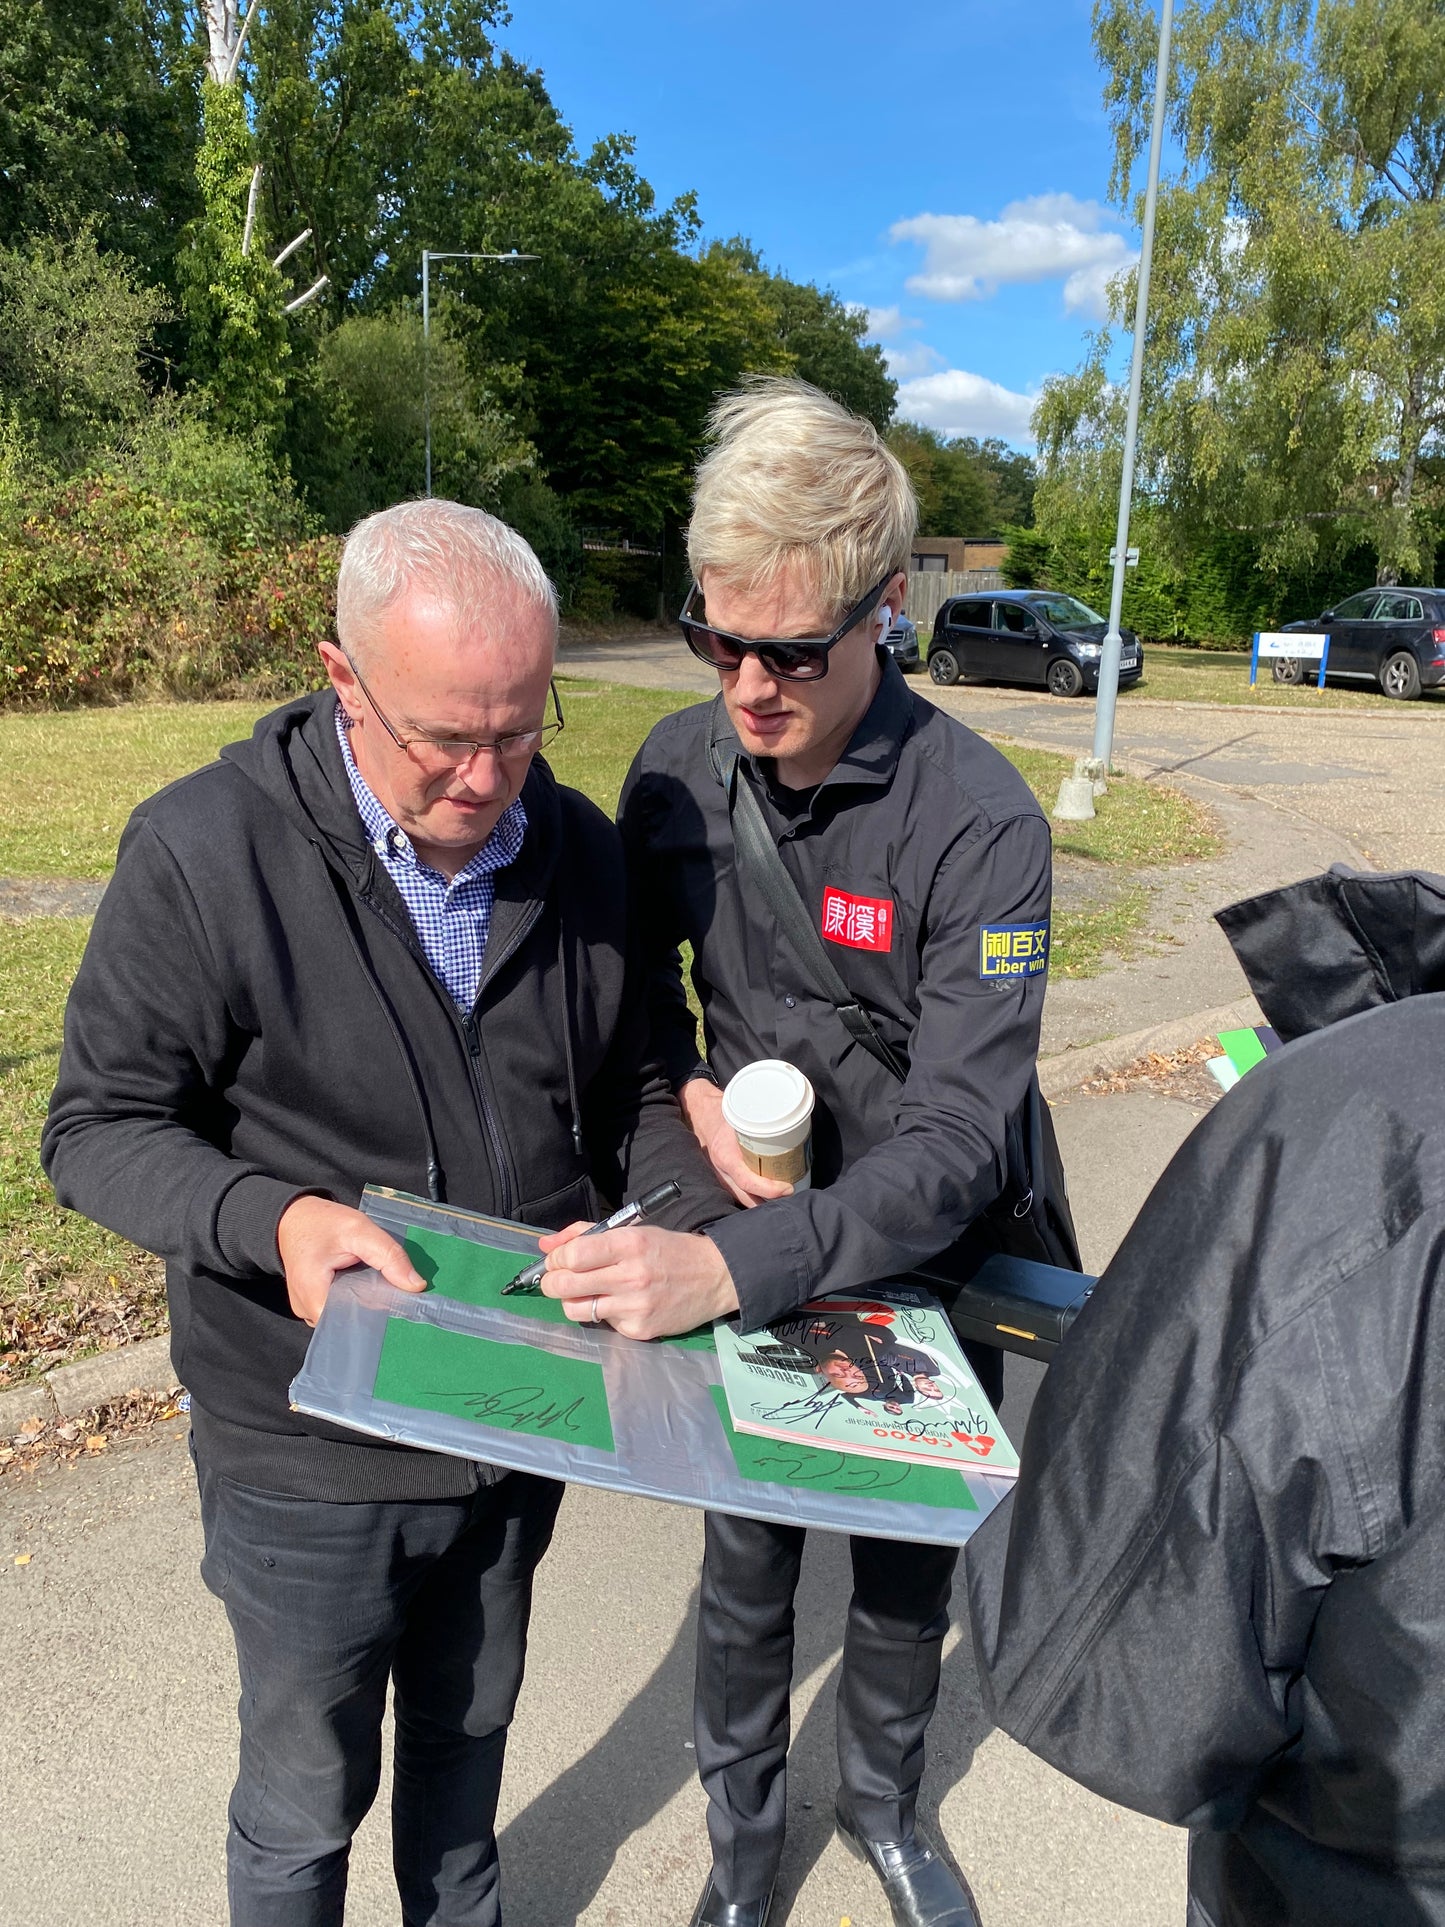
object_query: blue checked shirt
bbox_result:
[336,706,527,1012]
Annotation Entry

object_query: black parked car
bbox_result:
[1277,588,1445,700]
[927,591,1144,698]
[884,612,920,672]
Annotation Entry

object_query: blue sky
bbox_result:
[496,0,1137,447]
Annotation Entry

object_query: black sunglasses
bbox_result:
[677,576,892,682]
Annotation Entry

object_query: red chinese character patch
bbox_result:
[820,887,894,953]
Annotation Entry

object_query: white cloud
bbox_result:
[861,303,917,340]
[883,342,946,380]
[1062,259,1129,318]
[891,194,1135,317]
[894,367,1040,444]
[851,304,946,381]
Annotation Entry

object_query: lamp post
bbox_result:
[422,249,538,497]
[1088,0,1174,782]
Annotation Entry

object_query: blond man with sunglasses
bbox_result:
[43,497,727,1927]
[532,380,1053,1927]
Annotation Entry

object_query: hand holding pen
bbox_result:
[503,1180,682,1295]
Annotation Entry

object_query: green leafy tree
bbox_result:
[299,306,530,526]
[0,0,200,276]
[709,240,896,428]
[179,77,291,439]
[247,8,884,534]
[963,437,1037,528]
[0,228,168,469]
[885,423,1034,535]
[1062,0,1445,586]
[887,422,993,534]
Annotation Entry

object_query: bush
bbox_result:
[219,535,339,695]
[123,406,312,553]
[496,473,583,608]
[0,472,337,708]
[574,547,663,622]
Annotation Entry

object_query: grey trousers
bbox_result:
[195,1448,562,1927]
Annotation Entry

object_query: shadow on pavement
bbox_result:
[497,1589,705,1924]
[499,1517,1001,1927]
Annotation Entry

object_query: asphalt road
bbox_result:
[0,1092,1200,1927]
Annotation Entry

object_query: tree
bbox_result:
[0,0,902,559]
[300,307,530,526]
[246,10,889,534]
[0,229,169,469]
[709,241,896,428]
[0,0,200,276]
[1064,0,1445,586]
[179,75,294,439]
[962,437,1037,528]
[885,423,1034,535]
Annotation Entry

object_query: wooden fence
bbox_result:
[905,569,1006,630]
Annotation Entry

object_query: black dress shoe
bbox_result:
[686,1873,774,1927]
[835,1803,982,1927]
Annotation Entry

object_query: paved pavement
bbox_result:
[0,1086,1203,1927]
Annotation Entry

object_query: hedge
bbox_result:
[0,475,337,707]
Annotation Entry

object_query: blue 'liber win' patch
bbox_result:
[979,921,1050,979]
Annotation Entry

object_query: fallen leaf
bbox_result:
[14,1553,31,1566]
[84,1433,108,1453]
[16,1416,43,1439]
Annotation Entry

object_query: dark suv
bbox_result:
[927,591,1144,697]
[1278,588,1445,700]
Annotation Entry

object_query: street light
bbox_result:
[1088,0,1174,782]
[422,249,538,497]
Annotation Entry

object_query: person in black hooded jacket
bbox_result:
[41,499,728,1927]
[966,866,1445,1927]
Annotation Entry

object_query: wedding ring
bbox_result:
[589,1296,602,1326]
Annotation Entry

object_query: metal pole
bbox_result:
[422,249,432,498]
[1090,0,1173,777]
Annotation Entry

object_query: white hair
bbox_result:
[336,498,558,661]
[687,377,917,618]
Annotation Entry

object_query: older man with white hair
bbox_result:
[43,498,726,1927]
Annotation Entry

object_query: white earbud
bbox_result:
[878,604,894,633]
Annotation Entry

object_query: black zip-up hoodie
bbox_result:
[42,692,728,1501]
[966,867,1445,1927]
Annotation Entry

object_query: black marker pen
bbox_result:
[502,1179,683,1294]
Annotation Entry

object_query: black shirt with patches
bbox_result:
[619,655,1052,1330]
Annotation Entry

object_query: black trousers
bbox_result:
[195,1446,562,1927]
[694,1511,959,1905]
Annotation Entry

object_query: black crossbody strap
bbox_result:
[721,751,908,1084]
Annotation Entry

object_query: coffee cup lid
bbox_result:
[721,1059,815,1139]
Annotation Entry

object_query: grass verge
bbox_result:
[1,918,167,1391]
[0,686,1214,1383]
[1119,645,1445,711]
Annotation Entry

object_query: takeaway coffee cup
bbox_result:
[721,1059,815,1190]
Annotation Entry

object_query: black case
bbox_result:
[920,1252,1097,1363]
